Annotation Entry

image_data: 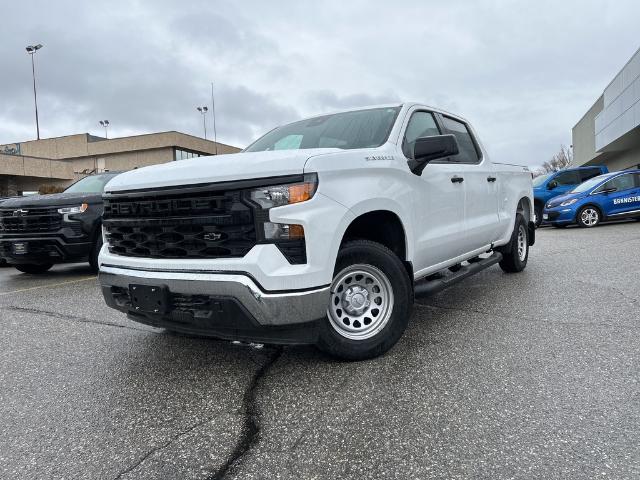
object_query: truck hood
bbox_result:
[106,149,341,192]
[0,191,103,209]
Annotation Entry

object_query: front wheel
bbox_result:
[89,234,103,273]
[317,240,413,361]
[577,206,600,228]
[15,263,53,274]
[498,213,529,273]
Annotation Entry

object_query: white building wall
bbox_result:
[595,47,640,150]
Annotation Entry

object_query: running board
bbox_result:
[414,252,503,299]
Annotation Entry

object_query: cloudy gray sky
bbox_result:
[2,0,639,167]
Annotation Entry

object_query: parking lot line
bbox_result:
[0,276,97,296]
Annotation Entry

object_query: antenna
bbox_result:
[211,82,218,155]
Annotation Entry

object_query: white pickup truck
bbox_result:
[99,103,534,360]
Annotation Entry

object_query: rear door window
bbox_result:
[553,171,580,186]
[580,168,603,182]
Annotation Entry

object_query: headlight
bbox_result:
[560,198,578,207]
[249,174,317,209]
[58,203,88,214]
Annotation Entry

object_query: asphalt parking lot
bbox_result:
[1,222,639,480]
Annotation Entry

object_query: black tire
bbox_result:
[317,240,413,361]
[534,204,543,228]
[576,205,601,228]
[498,213,529,273]
[15,263,53,274]
[89,234,103,273]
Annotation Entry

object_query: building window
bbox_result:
[175,148,205,161]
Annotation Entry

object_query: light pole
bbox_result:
[196,106,208,139]
[26,44,43,140]
[99,120,110,138]
[211,83,218,154]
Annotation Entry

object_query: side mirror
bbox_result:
[547,180,558,190]
[409,134,459,174]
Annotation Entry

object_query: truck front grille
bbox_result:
[0,207,63,233]
[103,189,257,259]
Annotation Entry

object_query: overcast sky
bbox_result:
[1,1,639,167]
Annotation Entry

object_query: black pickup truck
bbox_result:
[0,172,120,274]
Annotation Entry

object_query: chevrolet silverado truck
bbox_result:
[99,104,534,360]
[0,172,120,273]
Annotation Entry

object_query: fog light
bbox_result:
[263,222,305,240]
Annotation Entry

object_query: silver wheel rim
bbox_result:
[581,208,599,226]
[517,225,527,261]
[327,264,394,340]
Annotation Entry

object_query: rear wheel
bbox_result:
[15,264,53,274]
[317,240,412,361]
[576,206,600,228]
[534,204,543,228]
[498,213,529,273]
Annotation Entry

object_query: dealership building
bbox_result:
[573,47,640,171]
[0,132,240,196]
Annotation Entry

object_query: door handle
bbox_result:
[451,176,464,183]
[487,176,497,182]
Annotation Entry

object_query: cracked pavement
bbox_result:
[1,221,639,479]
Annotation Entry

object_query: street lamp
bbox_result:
[99,120,110,139]
[196,106,208,139]
[26,43,43,140]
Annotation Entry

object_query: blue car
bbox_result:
[533,166,608,227]
[542,170,640,228]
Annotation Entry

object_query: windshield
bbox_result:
[244,106,401,152]
[64,173,119,194]
[570,174,612,193]
[532,172,552,187]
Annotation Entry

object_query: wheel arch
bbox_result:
[517,196,533,223]
[340,209,412,279]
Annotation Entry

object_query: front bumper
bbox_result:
[0,236,92,264]
[99,265,330,343]
[542,207,576,224]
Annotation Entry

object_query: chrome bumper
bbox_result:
[99,265,330,326]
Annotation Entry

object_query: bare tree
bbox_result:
[535,145,573,176]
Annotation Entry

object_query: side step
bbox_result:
[414,252,503,299]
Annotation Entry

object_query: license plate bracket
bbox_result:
[129,284,170,314]
[12,242,28,255]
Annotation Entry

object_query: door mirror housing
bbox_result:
[547,180,558,190]
[409,134,459,175]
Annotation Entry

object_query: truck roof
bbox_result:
[289,102,470,128]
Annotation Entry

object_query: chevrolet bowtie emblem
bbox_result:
[204,232,222,241]
[12,209,28,217]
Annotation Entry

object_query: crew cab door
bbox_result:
[438,114,500,250]
[593,172,640,217]
[400,109,468,271]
